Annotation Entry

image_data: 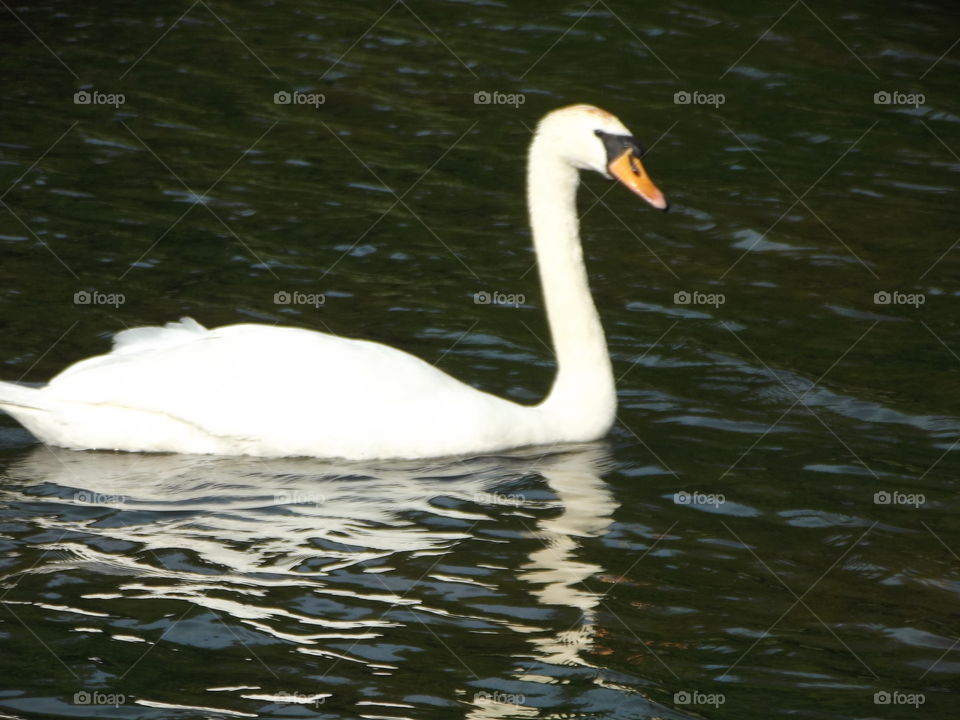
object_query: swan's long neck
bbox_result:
[528,136,616,440]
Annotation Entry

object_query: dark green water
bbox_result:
[1,1,959,718]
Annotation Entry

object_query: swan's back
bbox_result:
[32,319,539,458]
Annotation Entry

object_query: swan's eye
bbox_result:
[595,130,649,174]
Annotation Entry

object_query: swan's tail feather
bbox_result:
[0,381,53,413]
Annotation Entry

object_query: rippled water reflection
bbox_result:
[0,443,674,718]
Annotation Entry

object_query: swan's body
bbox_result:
[0,105,667,460]
[4,320,561,458]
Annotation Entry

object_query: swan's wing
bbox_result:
[112,317,208,354]
[53,318,211,381]
[44,319,528,455]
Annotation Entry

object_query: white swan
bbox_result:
[0,104,667,460]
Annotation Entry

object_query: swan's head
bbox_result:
[534,104,668,211]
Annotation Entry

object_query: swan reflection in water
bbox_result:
[0,442,678,718]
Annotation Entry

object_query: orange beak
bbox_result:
[608,148,668,211]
